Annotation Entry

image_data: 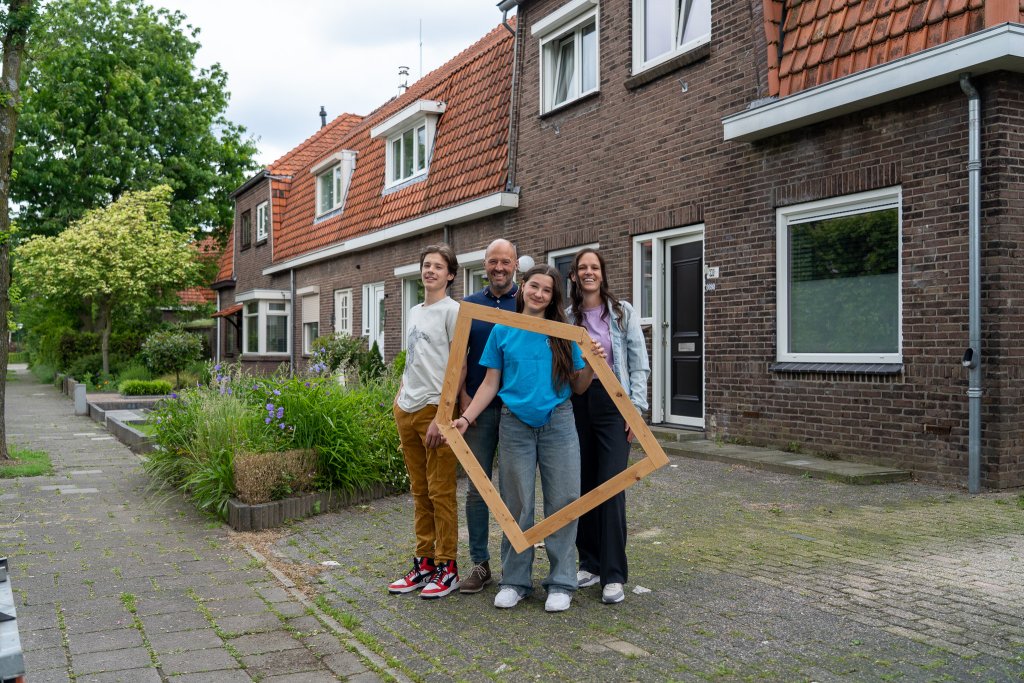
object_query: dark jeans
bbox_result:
[572,381,629,586]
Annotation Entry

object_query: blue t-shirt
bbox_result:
[480,325,585,428]
[464,285,518,404]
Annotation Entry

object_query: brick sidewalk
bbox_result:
[1,368,391,682]
[4,367,1022,681]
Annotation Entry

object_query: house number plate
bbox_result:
[678,342,696,352]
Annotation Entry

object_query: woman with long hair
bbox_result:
[453,264,604,612]
[567,247,650,604]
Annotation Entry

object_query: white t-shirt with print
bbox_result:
[396,296,459,413]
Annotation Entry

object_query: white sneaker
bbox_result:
[602,583,624,604]
[494,587,523,609]
[545,592,572,612]
[576,570,600,588]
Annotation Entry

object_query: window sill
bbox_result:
[240,244,251,252]
[255,239,268,247]
[382,173,428,196]
[769,362,903,376]
[241,352,290,360]
[539,89,600,119]
[314,207,344,224]
[625,43,711,91]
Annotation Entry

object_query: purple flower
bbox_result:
[170,392,178,399]
[265,417,272,424]
[304,382,310,387]
[276,407,284,419]
[273,389,281,396]
[278,422,286,429]
[214,364,221,372]
[266,403,274,411]
[226,388,232,395]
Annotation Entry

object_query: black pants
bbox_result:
[572,381,629,586]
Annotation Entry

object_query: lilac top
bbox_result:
[582,306,614,370]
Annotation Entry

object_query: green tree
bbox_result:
[140,328,202,388]
[12,0,259,239]
[15,185,202,374]
[0,0,37,461]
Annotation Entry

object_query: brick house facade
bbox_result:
[498,0,1023,488]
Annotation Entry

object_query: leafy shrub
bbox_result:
[7,351,29,363]
[65,353,104,380]
[79,371,115,392]
[141,329,203,387]
[116,362,152,383]
[309,334,388,384]
[234,449,318,504]
[360,341,386,382]
[30,363,55,384]
[119,379,173,396]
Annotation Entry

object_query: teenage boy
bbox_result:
[389,244,461,598]
[457,238,519,593]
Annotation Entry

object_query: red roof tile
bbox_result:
[177,286,216,306]
[214,230,234,284]
[271,22,514,263]
[769,0,1013,97]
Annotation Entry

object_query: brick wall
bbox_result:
[509,0,1023,487]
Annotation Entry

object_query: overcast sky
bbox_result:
[152,1,514,166]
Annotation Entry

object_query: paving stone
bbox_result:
[216,611,283,635]
[323,651,371,677]
[240,647,324,679]
[22,645,66,671]
[77,668,162,683]
[139,609,209,633]
[20,627,64,652]
[147,627,223,654]
[67,627,144,655]
[260,671,340,683]
[159,647,240,675]
[228,630,305,656]
[71,646,152,674]
[167,670,254,682]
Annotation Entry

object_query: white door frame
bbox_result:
[634,225,705,427]
[361,282,386,356]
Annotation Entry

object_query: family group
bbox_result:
[388,238,650,613]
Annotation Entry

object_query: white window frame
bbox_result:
[631,0,712,75]
[361,282,386,356]
[299,288,320,355]
[255,201,269,242]
[776,187,903,364]
[334,288,353,336]
[457,248,487,296]
[370,100,445,190]
[313,150,357,217]
[631,237,655,324]
[533,0,600,114]
[241,299,291,356]
[394,262,426,350]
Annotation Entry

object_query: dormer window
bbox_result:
[311,150,357,218]
[370,100,445,190]
[632,0,711,74]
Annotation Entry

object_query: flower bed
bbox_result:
[143,358,406,520]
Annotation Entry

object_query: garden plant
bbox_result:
[144,352,406,520]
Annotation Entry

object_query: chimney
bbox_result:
[319,106,327,128]
[398,66,410,96]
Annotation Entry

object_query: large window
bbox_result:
[240,210,252,250]
[242,297,291,355]
[535,1,598,113]
[777,189,901,364]
[632,0,711,73]
[390,124,428,184]
[300,291,320,355]
[313,150,357,218]
[255,201,269,242]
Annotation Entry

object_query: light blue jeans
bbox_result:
[464,403,500,565]
[498,401,580,597]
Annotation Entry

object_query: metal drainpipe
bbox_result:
[959,73,981,494]
[289,268,296,377]
[215,291,221,364]
[501,9,520,192]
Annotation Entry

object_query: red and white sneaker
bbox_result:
[420,560,460,599]
[388,556,436,594]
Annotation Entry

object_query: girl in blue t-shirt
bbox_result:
[453,264,603,613]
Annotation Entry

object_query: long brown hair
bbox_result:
[569,247,624,330]
[516,264,576,391]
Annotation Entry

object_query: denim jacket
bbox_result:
[566,300,651,413]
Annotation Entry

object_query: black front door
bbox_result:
[668,239,703,421]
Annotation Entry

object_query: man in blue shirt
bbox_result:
[458,238,519,593]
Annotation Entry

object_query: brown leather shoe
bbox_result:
[459,561,491,594]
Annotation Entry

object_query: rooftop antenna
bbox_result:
[419,19,423,79]
[398,66,410,96]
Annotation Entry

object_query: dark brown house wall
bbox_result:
[234,180,278,294]
[509,0,1022,487]
[288,213,510,369]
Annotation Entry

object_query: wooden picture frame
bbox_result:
[437,302,669,553]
